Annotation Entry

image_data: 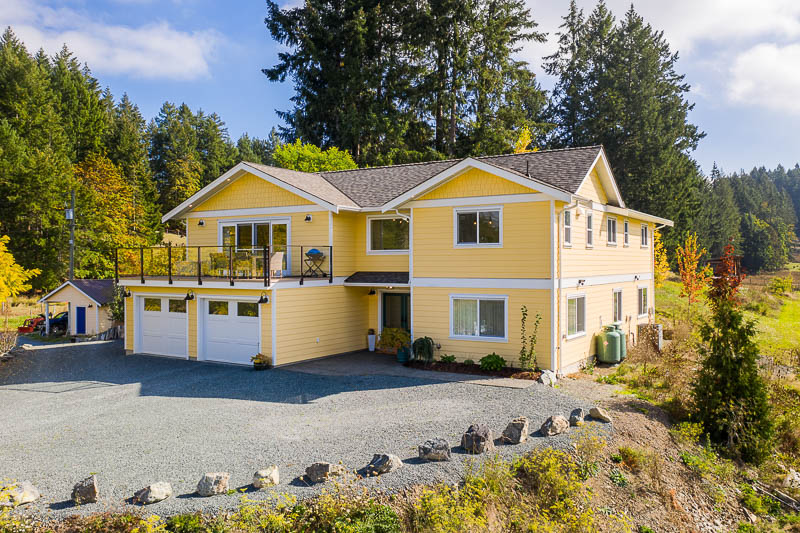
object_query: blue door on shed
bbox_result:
[76,306,86,334]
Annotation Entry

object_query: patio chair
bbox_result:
[304,248,326,277]
[270,251,285,278]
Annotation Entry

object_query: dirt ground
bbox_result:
[560,372,750,533]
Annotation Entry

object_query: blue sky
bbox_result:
[3,0,799,175]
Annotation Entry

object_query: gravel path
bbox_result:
[0,341,603,519]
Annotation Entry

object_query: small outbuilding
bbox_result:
[38,279,116,336]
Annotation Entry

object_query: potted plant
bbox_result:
[367,328,376,352]
[251,353,271,371]
[376,327,411,362]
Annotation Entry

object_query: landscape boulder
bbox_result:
[569,408,586,426]
[0,481,40,506]
[589,406,613,423]
[461,424,495,454]
[71,475,99,504]
[501,417,530,444]
[305,462,346,483]
[784,470,800,489]
[133,482,172,505]
[253,466,280,488]
[418,438,451,462]
[366,454,403,476]
[538,370,557,386]
[197,473,229,496]
[540,415,569,436]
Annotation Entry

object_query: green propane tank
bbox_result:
[595,329,608,362]
[598,326,621,364]
[614,324,627,361]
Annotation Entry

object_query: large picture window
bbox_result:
[451,296,507,340]
[567,295,586,337]
[455,207,501,246]
[368,216,409,252]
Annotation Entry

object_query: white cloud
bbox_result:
[0,0,222,81]
[728,43,800,114]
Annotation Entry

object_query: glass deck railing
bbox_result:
[116,245,333,286]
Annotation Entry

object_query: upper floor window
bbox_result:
[455,207,501,247]
[641,223,650,247]
[586,213,594,247]
[368,216,409,253]
[623,220,629,246]
[564,211,572,246]
[607,217,617,245]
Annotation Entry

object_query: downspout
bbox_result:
[391,209,410,222]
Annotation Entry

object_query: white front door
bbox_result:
[202,299,260,365]
[139,296,187,358]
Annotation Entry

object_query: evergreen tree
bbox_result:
[696,164,741,258]
[196,111,238,187]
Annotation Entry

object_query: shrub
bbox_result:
[412,336,435,363]
[479,353,506,372]
[609,468,628,487]
[513,448,582,510]
[740,484,781,516]
[439,354,456,364]
[463,359,475,365]
[166,514,205,533]
[377,328,411,352]
[518,305,542,371]
[618,446,645,473]
[768,276,793,295]
[570,423,607,480]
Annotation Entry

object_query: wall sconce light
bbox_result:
[258,292,270,304]
[577,279,586,287]
[198,220,205,226]
[88,304,93,308]
[633,275,639,281]
[184,290,195,301]
[368,289,376,295]
[304,214,312,222]
[122,288,131,298]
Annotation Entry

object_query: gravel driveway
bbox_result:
[0,341,600,518]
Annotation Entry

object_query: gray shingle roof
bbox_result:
[344,272,410,285]
[242,145,603,209]
[69,279,115,305]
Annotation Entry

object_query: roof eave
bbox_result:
[38,281,105,306]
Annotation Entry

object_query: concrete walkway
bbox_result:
[287,351,536,389]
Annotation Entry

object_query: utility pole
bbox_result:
[66,190,75,281]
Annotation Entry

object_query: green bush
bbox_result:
[479,352,506,371]
[609,468,628,487]
[166,513,206,533]
[412,336,435,363]
[618,446,645,473]
[740,484,782,516]
[463,359,474,365]
[768,276,793,295]
[439,354,456,364]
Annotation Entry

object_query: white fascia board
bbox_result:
[381,158,572,212]
[161,162,340,223]
[38,281,103,306]
[592,202,673,227]
[343,282,410,288]
[576,150,626,209]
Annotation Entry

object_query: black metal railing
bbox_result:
[116,245,333,286]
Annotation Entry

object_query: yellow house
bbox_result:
[117,146,672,374]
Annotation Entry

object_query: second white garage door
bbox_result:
[202,299,260,365]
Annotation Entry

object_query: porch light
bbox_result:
[633,275,640,281]
[304,214,312,222]
[258,292,270,304]
[184,290,195,301]
[122,288,131,298]
[577,279,586,287]
[368,289,376,295]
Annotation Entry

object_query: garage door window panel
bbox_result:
[237,302,258,317]
[169,299,186,313]
[208,301,228,315]
[144,298,161,312]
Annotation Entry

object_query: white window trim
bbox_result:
[366,214,410,255]
[453,206,503,248]
[563,210,572,248]
[217,217,292,251]
[607,216,618,246]
[623,219,629,247]
[612,288,623,324]
[449,294,508,342]
[566,293,586,340]
[641,223,650,248]
[637,284,649,318]
[586,213,594,248]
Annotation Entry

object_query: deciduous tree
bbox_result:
[675,232,712,313]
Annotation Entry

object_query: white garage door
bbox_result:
[202,299,260,365]
[140,296,187,358]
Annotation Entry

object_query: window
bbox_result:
[607,217,617,245]
[455,208,501,246]
[586,213,594,247]
[220,221,287,252]
[638,287,648,317]
[641,223,649,247]
[237,302,259,317]
[613,289,623,323]
[567,295,586,337]
[368,216,409,252]
[208,300,228,315]
[144,298,161,312]
[451,296,507,339]
[168,299,186,313]
[623,220,629,246]
[563,211,572,246]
